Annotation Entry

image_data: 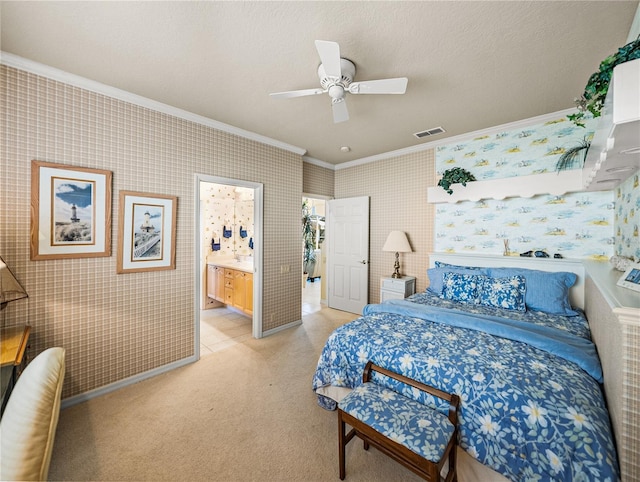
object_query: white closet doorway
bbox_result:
[195,174,263,360]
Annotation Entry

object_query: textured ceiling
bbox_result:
[1,1,637,165]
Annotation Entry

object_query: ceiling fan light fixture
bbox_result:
[318,59,355,89]
[328,84,346,101]
[269,40,409,124]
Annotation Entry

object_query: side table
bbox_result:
[1,324,31,415]
[380,276,416,302]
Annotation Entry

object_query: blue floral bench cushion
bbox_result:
[338,382,455,463]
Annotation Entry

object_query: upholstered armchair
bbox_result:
[0,347,66,481]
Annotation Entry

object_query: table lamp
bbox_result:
[0,257,28,323]
[382,231,412,278]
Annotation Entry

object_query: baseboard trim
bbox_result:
[60,355,197,409]
[61,319,302,407]
[262,319,302,338]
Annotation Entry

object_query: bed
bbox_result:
[312,253,619,482]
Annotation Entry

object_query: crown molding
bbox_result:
[302,155,334,170]
[335,108,577,170]
[1,52,307,157]
[2,52,580,170]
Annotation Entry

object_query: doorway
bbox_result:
[302,195,327,315]
[195,175,263,359]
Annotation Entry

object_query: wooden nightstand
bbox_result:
[1,324,31,415]
[380,276,416,302]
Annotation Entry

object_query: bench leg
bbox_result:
[449,444,458,482]
[338,411,346,480]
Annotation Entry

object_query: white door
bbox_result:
[327,196,369,314]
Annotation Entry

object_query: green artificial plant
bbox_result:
[302,200,316,274]
[438,167,476,195]
[569,35,640,128]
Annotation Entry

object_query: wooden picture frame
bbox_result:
[30,160,112,260]
[117,191,177,274]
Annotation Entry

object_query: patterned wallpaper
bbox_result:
[436,116,598,179]
[615,173,640,261]
[335,150,435,300]
[201,183,255,258]
[303,162,334,198]
[434,115,615,260]
[1,65,304,400]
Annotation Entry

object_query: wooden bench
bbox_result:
[338,361,460,481]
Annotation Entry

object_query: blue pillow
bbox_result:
[486,267,578,316]
[427,266,489,295]
[440,272,481,304]
[479,275,526,311]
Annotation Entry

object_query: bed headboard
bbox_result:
[429,252,586,310]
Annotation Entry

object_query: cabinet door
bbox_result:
[207,265,216,299]
[233,271,245,310]
[244,273,253,315]
[215,267,225,302]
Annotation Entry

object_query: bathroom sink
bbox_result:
[206,255,253,272]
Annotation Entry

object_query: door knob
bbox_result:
[360,260,368,264]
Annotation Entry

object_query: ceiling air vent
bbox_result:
[413,127,446,139]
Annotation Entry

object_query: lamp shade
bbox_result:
[382,231,412,253]
[0,257,28,304]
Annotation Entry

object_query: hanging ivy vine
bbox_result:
[569,35,640,128]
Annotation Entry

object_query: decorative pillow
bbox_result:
[440,272,481,304]
[486,267,578,316]
[427,266,489,295]
[479,275,526,311]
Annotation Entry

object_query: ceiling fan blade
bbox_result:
[348,77,408,95]
[332,98,349,123]
[315,40,342,78]
[269,88,325,99]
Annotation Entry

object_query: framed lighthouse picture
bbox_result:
[30,160,112,260]
[117,191,177,274]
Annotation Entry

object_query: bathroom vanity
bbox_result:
[207,257,254,316]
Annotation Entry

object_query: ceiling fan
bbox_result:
[269,40,408,123]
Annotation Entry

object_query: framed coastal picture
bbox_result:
[30,160,112,260]
[117,191,177,274]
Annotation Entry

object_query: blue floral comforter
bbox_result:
[312,295,619,482]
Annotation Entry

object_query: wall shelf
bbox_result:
[582,58,640,191]
[427,170,583,204]
[429,59,640,204]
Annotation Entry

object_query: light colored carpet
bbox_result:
[48,307,426,481]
